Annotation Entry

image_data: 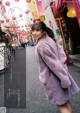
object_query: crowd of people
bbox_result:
[0,26,37,49]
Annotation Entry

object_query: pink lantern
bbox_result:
[25,10,29,14]
[26,0,31,3]
[0,20,4,23]
[5,1,10,6]
[4,26,7,28]
[28,24,32,27]
[17,26,20,28]
[12,16,16,20]
[19,14,22,17]
[6,19,9,22]
[4,25,10,28]
[11,25,16,28]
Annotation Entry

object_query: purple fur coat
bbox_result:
[35,34,80,105]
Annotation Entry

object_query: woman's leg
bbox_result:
[65,100,73,113]
[58,100,73,113]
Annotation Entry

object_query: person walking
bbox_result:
[31,21,80,113]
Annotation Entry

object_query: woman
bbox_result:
[31,21,80,113]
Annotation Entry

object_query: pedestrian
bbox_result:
[31,21,80,113]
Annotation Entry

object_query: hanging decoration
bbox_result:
[4,25,10,28]
[10,25,16,29]
[19,14,22,17]
[0,3,6,14]
[25,10,30,14]
[5,1,10,6]
[67,5,76,18]
[17,26,20,28]
[12,16,16,20]
[67,9,76,18]
[28,24,32,27]
[26,0,31,3]
[4,26,7,28]
[6,19,10,22]
[0,20,4,23]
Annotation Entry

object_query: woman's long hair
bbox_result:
[31,21,56,41]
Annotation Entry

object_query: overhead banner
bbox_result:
[35,0,44,16]
[28,0,39,20]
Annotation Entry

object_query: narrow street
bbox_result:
[0,46,80,113]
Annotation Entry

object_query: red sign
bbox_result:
[73,0,80,26]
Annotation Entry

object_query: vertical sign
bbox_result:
[35,0,44,16]
[73,0,80,26]
[28,0,39,20]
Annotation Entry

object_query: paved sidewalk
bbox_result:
[4,48,26,108]
[69,54,80,67]
[69,54,80,61]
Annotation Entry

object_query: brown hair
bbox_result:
[31,21,56,41]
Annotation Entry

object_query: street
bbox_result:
[0,46,80,113]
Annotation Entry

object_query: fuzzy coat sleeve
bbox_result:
[38,43,71,88]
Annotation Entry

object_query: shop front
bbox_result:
[43,0,80,55]
[61,1,80,54]
[41,0,64,48]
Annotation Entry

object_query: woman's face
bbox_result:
[32,30,45,40]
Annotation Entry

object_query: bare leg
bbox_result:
[66,100,73,113]
[58,100,73,113]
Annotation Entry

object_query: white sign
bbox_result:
[41,0,59,11]
[0,47,5,70]
[41,0,52,11]
[44,6,63,48]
